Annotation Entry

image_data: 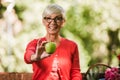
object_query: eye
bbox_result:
[44,17,52,22]
[44,17,51,20]
[56,17,63,21]
[44,16,63,23]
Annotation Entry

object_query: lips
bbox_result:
[49,26,57,31]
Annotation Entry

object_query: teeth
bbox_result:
[49,26,56,30]
[50,27,54,29]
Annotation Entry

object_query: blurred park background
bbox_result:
[0,0,120,73]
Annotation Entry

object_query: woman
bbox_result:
[24,4,82,80]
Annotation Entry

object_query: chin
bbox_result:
[48,33,57,35]
[48,31,59,35]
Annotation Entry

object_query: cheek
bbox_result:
[44,24,49,30]
[44,23,49,27]
[59,23,64,28]
[43,21,49,27]
[60,20,65,27]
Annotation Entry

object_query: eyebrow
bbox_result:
[45,15,63,18]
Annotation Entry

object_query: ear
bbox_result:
[61,19,66,27]
[42,19,46,26]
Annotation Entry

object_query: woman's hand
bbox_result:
[31,40,50,61]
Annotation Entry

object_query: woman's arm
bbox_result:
[24,39,38,64]
[71,44,82,80]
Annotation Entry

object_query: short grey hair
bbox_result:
[42,4,65,19]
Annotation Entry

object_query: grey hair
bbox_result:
[42,4,65,19]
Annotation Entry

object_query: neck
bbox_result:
[45,34,61,46]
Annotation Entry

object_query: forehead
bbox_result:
[45,13,63,18]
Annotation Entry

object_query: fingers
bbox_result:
[40,41,48,47]
[38,46,45,54]
[37,41,47,51]
[37,39,42,47]
[37,39,48,47]
[36,39,48,55]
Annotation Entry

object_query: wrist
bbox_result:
[31,54,40,62]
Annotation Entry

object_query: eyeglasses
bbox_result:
[44,16,63,23]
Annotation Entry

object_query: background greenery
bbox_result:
[0,0,120,73]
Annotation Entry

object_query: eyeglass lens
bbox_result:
[44,17,63,23]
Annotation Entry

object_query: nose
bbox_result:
[50,19,57,24]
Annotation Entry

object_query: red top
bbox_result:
[24,37,82,80]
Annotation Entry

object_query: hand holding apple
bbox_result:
[31,41,56,61]
[31,40,47,61]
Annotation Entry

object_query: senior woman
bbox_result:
[24,4,82,80]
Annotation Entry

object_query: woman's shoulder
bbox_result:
[62,38,77,46]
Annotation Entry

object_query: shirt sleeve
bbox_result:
[71,44,82,80]
[24,39,37,64]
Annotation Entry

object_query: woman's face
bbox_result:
[43,13,65,35]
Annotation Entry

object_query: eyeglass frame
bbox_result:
[43,16,64,23]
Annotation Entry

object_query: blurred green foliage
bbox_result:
[14,4,26,21]
[0,4,6,18]
[0,0,120,73]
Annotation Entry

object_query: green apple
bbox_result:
[45,42,56,54]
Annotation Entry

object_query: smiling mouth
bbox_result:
[49,26,57,30]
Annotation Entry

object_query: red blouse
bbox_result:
[24,37,82,80]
